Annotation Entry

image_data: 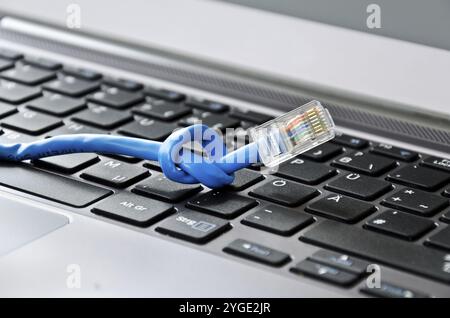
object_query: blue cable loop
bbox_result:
[0,124,260,189]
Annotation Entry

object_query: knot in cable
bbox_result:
[158,124,235,189]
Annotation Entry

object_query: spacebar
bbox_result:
[301,220,450,284]
[0,164,112,208]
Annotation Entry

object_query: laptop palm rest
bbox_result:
[0,195,69,257]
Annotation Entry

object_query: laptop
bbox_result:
[0,0,448,297]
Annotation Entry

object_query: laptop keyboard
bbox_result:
[0,48,449,296]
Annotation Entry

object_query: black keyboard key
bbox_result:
[133,174,202,202]
[387,165,449,191]
[0,57,14,71]
[300,142,342,162]
[333,151,397,176]
[382,188,448,216]
[24,56,61,70]
[63,66,101,80]
[421,156,450,173]
[224,239,291,267]
[0,79,41,104]
[227,169,264,191]
[371,143,418,161]
[185,98,229,113]
[133,99,191,121]
[332,133,368,149]
[80,158,149,188]
[441,210,450,223]
[426,226,450,251]
[144,86,185,102]
[306,194,376,223]
[34,153,99,174]
[361,282,429,298]
[444,187,450,198]
[87,86,143,109]
[0,48,22,60]
[27,93,85,116]
[48,121,106,136]
[277,158,336,185]
[0,163,111,208]
[249,179,319,207]
[300,220,450,283]
[0,128,35,143]
[179,112,240,131]
[187,190,257,219]
[118,117,177,141]
[242,204,314,236]
[92,192,174,227]
[103,77,143,91]
[291,259,359,286]
[309,250,370,275]
[155,210,230,244]
[229,109,273,124]
[365,210,435,240]
[143,160,162,172]
[1,64,55,85]
[72,104,132,129]
[1,110,61,135]
[325,173,392,200]
[43,75,100,97]
[0,101,16,118]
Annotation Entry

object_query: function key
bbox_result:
[371,143,418,161]
[92,192,174,227]
[186,190,258,219]
[387,165,449,191]
[0,79,41,104]
[276,157,336,185]
[133,99,191,121]
[87,86,143,109]
[1,64,55,85]
[0,48,22,60]
[242,204,314,236]
[365,210,435,240]
[27,93,85,116]
[224,239,291,267]
[0,58,14,72]
[133,174,203,202]
[118,117,177,141]
[333,151,397,176]
[361,282,429,298]
[103,77,143,91]
[381,188,449,216]
[291,259,359,286]
[249,178,319,207]
[63,66,102,81]
[325,173,392,201]
[1,110,62,135]
[299,142,342,162]
[306,193,376,223]
[43,75,100,97]
[421,156,450,173]
[309,250,370,275]
[80,158,149,188]
[332,133,368,149]
[155,210,231,244]
[426,226,450,251]
[229,109,273,124]
[144,86,185,102]
[185,98,229,113]
[24,56,62,70]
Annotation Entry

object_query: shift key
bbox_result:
[0,164,111,207]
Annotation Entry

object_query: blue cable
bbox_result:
[0,124,260,189]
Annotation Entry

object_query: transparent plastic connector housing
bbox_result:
[249,100,335,168]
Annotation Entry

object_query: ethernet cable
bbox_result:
[0,100,335,188]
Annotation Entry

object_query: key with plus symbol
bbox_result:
[382,188,449,216]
